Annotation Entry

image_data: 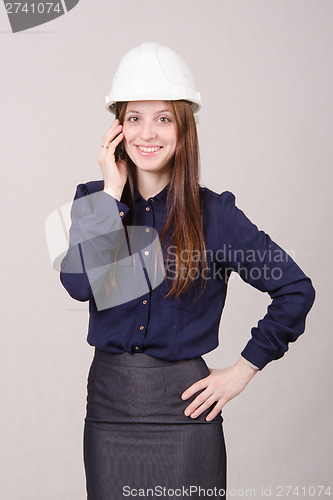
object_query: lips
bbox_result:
[135,145,163,156]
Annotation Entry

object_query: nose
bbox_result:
[139,121,157,142]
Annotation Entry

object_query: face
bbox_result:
[122,100,177,174]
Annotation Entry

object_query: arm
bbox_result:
[59,183,130,302]
[60,118,129,303]
[216,191,316,370]
[181,192,315,420]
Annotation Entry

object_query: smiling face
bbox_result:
[122,100,178,175]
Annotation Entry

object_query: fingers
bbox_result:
[101,127,123,150]
[102,119,123,144]
[184,391,214,416]
[184,390,225,421]
[105,118,121,135]
[183,387,215,415]
[112,130,124,148]
[206,401,224,422]
[181,374,227,421]
[98,121,125,166]
[181,376,216,420]
[182,366,251,421]
[181,377,208,400]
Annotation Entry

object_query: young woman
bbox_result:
[60,42,315,499]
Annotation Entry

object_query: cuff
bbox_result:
[240,342,271,371]
[95,191,130,221]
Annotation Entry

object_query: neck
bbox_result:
[136,170,171,201]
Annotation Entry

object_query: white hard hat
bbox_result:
[105,42,202,114]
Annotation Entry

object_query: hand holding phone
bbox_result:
[97,118,127,201]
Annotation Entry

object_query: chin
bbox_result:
[131,157,167,171]
[137,163,164,172]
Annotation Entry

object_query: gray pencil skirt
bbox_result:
[83,348,227,499]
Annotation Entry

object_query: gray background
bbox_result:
[0,0,331,498]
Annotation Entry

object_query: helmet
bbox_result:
[105,42,202,114]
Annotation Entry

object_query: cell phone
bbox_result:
[114,106,122,162]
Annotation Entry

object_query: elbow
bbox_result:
[303,277,316,314]
[59,272,92,302]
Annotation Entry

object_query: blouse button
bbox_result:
[145,206,150,211]
[140,325,144,330]
[142,300,147,305]
[145,228,150,232]
[144,250,149,256]
[119,211,124,216]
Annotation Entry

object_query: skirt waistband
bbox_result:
[86,348,223,425]
[94,348,202,368]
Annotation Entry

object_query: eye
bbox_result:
[128,116,140,123]
[157,116,171,124]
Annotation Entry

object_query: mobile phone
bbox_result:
[114,106,122,162]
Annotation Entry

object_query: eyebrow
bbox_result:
[125,109,171,115]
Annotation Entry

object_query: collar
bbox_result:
[133,182,170,203]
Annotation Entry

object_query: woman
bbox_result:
[60,42,315,499]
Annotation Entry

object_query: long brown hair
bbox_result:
[105,100,208,302]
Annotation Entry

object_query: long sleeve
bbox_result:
[216,191,316,370]
[59,183,130,302]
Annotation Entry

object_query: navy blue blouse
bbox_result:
[59,180,315,370]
